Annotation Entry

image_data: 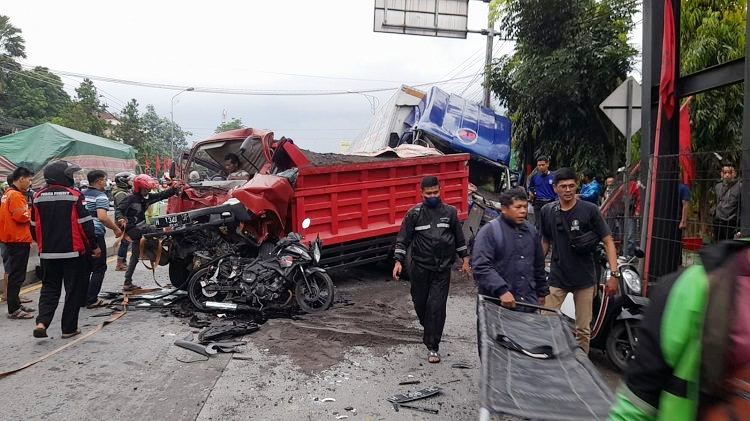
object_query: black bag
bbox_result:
[555,204,599,255]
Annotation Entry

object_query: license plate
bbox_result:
[154,212,191,228]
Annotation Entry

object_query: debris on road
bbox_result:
[451,361,474,369]
[197,321,260,342]
[321,398,336,403]
[398,380,421,385]
[387,386,441,404]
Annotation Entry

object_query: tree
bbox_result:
[1,66,70,123]
[51,78,110,136]
[0,15,28,122]
[215,117,244,134]
[141,104,190,158]
[114,99,147,148]
[488,0,637,176]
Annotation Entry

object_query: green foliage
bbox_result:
[0,15,25,59]
[1,66,70,123]
[489,0,637,175]
[141,105,190,157]
[215,117,244,134]
[112,101,190,163]
[52,78,109,136]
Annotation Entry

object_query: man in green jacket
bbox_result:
[609,240,750,420]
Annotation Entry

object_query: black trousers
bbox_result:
[714,218,738,242]
[36,257,86,334]
[124,239,140,285]
[3,243,31,314]
[410,265,451,352]
[532,200,553,230]
[85,235,108,306]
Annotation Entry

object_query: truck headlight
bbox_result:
[622,269,641,295]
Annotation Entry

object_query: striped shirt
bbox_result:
[84,189,110,236]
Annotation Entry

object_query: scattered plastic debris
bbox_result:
[321,398,336,403]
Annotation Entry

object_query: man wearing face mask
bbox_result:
[393,176,470,364]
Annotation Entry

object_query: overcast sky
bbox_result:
[3,1,641,153]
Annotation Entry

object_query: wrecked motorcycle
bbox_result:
[186,230,334,314]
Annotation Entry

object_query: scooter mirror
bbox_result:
[301,218,311,230]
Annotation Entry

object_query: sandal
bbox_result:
[86,299,106,309]
[428,351,441,364]
[8,309,34,319]
[61,329,81,339]
[33,326,48,338]
[20,305,35,312]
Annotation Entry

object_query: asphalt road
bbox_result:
[0,260,621,420]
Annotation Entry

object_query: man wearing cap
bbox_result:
[393,176,470,364]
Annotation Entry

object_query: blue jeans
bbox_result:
[624,218,640,256]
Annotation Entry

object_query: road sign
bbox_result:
[599,77,642,137]
[373,0,469,39]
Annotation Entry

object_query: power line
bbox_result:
[5,65,477,97]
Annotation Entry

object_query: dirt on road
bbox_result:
[248,266,474,372]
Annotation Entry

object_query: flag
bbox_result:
[155,155,161,174]
[144,156,151,174]
[679,99,695,186]
[659,0,676,119]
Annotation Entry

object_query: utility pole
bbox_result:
[483,10,494,108]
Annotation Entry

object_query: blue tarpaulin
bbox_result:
[407,87,512,166]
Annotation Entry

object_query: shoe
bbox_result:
[33,326,48,338]
[61,329,81,339]
[115,261,127,271]
[122,284,141,292]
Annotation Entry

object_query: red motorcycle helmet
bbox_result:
[132,174,157,195]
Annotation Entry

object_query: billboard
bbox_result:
[374,0,469,39]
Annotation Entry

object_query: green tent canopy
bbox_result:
[0,123,136,186]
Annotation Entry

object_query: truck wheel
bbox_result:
[295,271,334,313]
[169,256,191,290]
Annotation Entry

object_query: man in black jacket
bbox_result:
[393,176,470,364]
[472,187,548,311]
[117,174,179,291]
[32,161,100,339]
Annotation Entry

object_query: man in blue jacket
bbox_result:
[472,187,548,311]
[578,171,602,204]
[527,156,557,229]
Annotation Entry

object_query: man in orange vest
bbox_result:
[0,167,35,319]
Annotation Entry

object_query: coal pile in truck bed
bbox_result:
[300,149,400,167]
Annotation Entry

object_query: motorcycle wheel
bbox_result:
[187,265,224,311]
[606,321,638,372]
[295,271,334,313]
[169,256,191,291]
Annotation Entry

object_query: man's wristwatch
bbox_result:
[611,271,621,278]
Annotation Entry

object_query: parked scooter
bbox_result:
[559,246,648,371]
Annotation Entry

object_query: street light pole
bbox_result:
[170,87,195,162]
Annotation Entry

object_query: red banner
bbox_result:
[155,155,161,174]
[679,99,695,186]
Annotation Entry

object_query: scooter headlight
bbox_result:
[622,269,641,295]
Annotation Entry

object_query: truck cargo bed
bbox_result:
[291,153,469,246]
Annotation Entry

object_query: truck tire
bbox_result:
[169,256,192,290]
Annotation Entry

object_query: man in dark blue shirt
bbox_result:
[472,187,548,311]
[527,156,557,229]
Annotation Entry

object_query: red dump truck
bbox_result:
[157,128,469,286]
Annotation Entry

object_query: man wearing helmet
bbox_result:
[117,174,180,291]
[112,172,134,271]
[32,160,100,339]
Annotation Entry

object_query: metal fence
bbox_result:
[607,150,744,277]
